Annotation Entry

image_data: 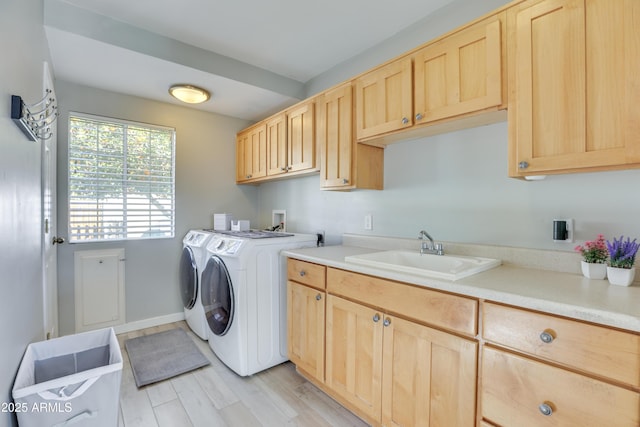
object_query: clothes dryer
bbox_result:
[180,229,214,340]
[200,231,316,376]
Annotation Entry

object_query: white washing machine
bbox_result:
[200,230,317,376]
[180,229,214,340]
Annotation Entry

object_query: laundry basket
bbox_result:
[12,327,122,427]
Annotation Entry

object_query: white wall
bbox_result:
[261,0,640,251]
[55,81,257,336]
[0,0,49,425]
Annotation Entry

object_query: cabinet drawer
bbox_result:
[482,302,640,388]
[327,268,477,336]
[481,346,640,427]
[287,259,326,290]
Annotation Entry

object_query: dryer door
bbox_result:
[179,246,198,309]
[201,255,234,336]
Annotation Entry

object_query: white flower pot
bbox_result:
[580,261,607,280]
[606,267,636,286]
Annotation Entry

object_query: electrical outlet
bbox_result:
[364,214,373,230]
[316,230,325,247]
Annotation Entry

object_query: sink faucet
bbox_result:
[419,230,444,255]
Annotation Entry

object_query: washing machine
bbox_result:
[200,230,317,376]
[180,229,214,340]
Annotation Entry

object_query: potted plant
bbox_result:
[605,236,639,286]
[574,234,608,279]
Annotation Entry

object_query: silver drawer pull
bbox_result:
[299,270,306,277]
[538,402,553,416]
[539,330,555,344]
[315,294,322,301]
[373,314,380,323]
[383,318,391,327]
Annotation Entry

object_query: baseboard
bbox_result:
[113,312,185,335]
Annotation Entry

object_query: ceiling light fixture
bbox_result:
[168,84,211,104]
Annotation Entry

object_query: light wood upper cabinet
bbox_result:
[509,0,640,177]
[287,100,316,173]
[317,83,384,190]
[235,123,266,183]
[266,113,287,176]
[355,57,413,141]
[413,14,504,125]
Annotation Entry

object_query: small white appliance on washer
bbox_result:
[180,229,214,340]
[200,230,317,376]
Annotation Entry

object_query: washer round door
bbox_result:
[201,255,234,336]
[179,246,198,309]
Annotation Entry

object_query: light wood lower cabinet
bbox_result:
[325,294,477,426]
[481,346,640,427]
[287,281,325,383]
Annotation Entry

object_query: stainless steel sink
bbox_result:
[344,250,501,281]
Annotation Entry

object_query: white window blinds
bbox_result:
[68,113,175,242]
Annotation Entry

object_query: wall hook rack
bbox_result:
[11,89,58,141]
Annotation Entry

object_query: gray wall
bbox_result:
[260,0,640,250]
[55,81,257,336]
[0,0,49,425]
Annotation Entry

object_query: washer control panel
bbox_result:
[207,236,244,256]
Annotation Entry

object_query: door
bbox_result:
[287,281,325,382]
[413,15,503,125]
[287,101,315,173]
[318,83,354,189]
[179,246,198,309]
[381,315,477,427]
[266,113,287,176]
[42,62,59,340]
[355,57,413,141]
[201,255,234,336]
[325,295,383,422]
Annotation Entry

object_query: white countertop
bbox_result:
[282,244,640,333]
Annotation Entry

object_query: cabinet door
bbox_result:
[414,15,503,125]
[318,83,354,189]
[355,57,413,141]
[236,124,267,182]
[482,346,640,427]
[266,113,287,176]
[381,316,477,427]
[287,101,315,173]
[287,281,325,382]
[326,295,383,422]
[509,0,640,176]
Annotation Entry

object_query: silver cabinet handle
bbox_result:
[539,330,554,344]
[538,402,553,416]
[401,117,409,125]
[373,314,380,323]
[342,178,349,184]
[52,236,65,245]
[281,167,287,171]
[315,294,322,301]
[415,113,423,121]
[383,318,391,327]
[299,270,306,277]
[518,161,529,169]
[246,174,252,179]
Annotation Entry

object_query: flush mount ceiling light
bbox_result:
[168,84,211,104]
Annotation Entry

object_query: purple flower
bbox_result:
[606,236,639,269]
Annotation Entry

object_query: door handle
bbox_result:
[52,236,65,245]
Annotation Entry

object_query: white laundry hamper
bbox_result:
[12,327,122,427]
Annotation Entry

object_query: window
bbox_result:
[68,113,175,242]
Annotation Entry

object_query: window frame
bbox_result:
[67,112,176,243]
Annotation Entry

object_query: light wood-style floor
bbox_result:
[116,321,369,427]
